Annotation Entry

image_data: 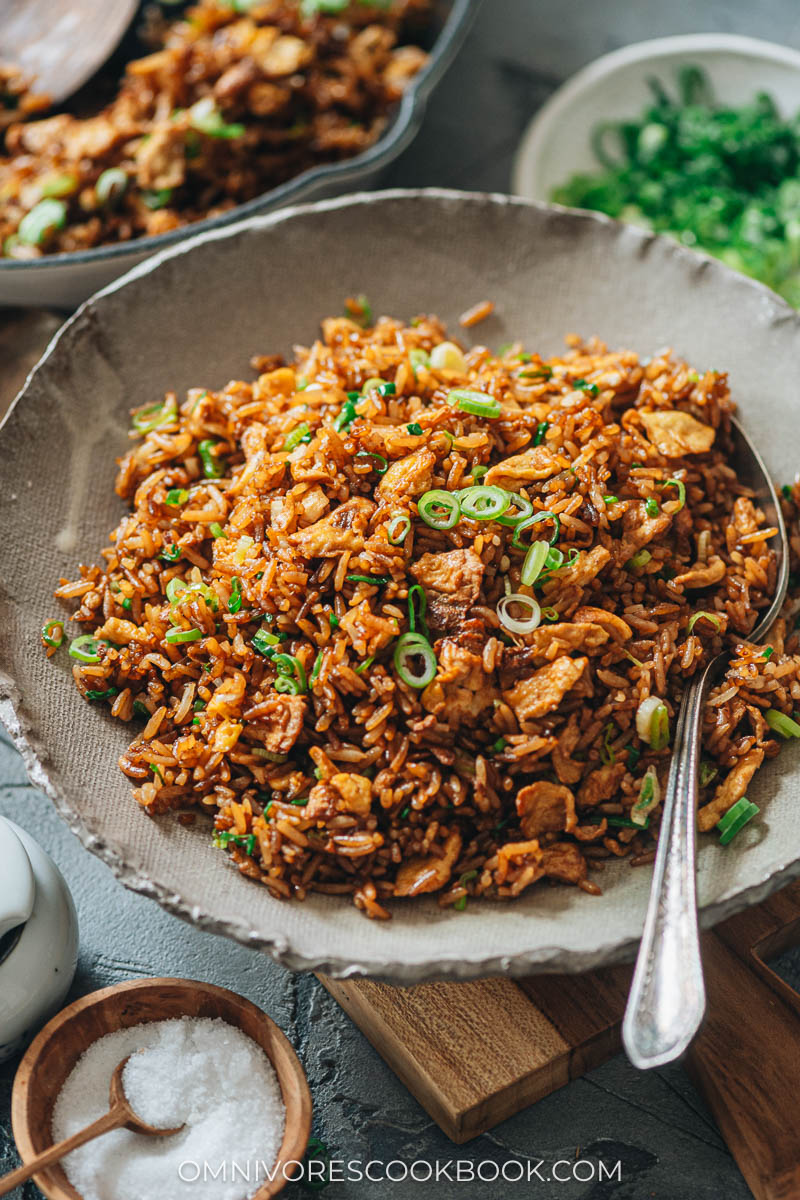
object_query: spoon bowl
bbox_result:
[109,1055,185,1137]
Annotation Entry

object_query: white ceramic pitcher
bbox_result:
[0,817,78,1061]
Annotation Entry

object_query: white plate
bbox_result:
[513,34,800,205]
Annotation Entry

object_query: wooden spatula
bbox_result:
[1,0,138,106]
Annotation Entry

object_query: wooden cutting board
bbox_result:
[319,877,800,1200]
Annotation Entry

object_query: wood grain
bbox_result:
[320,878,800,1193]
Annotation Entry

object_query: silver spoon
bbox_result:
[622,417,789,1070]
[1,0,138,107]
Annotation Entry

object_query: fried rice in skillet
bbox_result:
[46,307,800,918]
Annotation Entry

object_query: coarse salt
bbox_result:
[52,1016,285,1200]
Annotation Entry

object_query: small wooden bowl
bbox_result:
[11,977,312,1200]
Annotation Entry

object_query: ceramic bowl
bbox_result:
[513,34,800,205]
[0,0,478,310]
[11,977,312,1200]
[3,189,800,982]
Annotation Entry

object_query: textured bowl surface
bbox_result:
[2,189,800,982]
[513,34,800,205]
[0,0,478,310]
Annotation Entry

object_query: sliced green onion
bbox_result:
[69,635,104,664]
[699,760,718,787]
[645,497,659,518]
[189,97,245,139]
[333,397,358,432]
[41,172,78,199]
[409,349,430,374]
[85,687,119,702]
[198,439,225,478]
[626,744,641,772]
[470,465,489,484]
[209,522,227,539]
[541,606,559,622]
[42,619,65,649]
[165,627,203,644]
[284,422,311,450]
[150,763,164,782]
[253,626,285,656]
[454,895,468,911]
[765,709,800,738]
[497,492,534,528]
[408,584,428,639]
[636,696,670,749]
[418,489,460,530]
[142,188,173,210]
[355,656,374,675]
[574,378,599,396]
[406,422,424,435]
[95,167,128,206]
[272,652,308,694]
[492,737,507,752]
[362,378,395,397]
[512,510,560,548]
[632,765,661,826]
[328,613,340,630]
[394,632,437,689]
[626,549,652,570]
[545,547,564,570]
[497,593,541,635]
[166,577,188,603]
[603,494,619,505]
[687,610,721,634]
[520,540,549,587]
[659,478,686,510]
[133,699,150,717]
[132,395,177,434]
[448,388,501,418]
[762,646,774,660]
[534,421,550,445]
[346,574,390,586]
[459,485,509,522]
[165,488,188,506]
[355,451,388,474]
[18,199,67,246]
[228,577,243,614]
[310,650,324,686]
[600,722,617,765]
[387,513,411,545]
[717,797,759,845]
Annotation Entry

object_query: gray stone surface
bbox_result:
[5,1,800,1196]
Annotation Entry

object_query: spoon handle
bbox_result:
[622,665,713,1069]
[0,1105,125,1195]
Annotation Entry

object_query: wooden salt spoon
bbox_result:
[0,1054,184,1195]
[1,0,139,106]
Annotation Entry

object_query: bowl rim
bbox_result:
[512,32,800,201]
[10,976,313,1200]
[0,0,479,275]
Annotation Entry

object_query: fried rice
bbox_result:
[47,308,800,919]
[0,0,431,258]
